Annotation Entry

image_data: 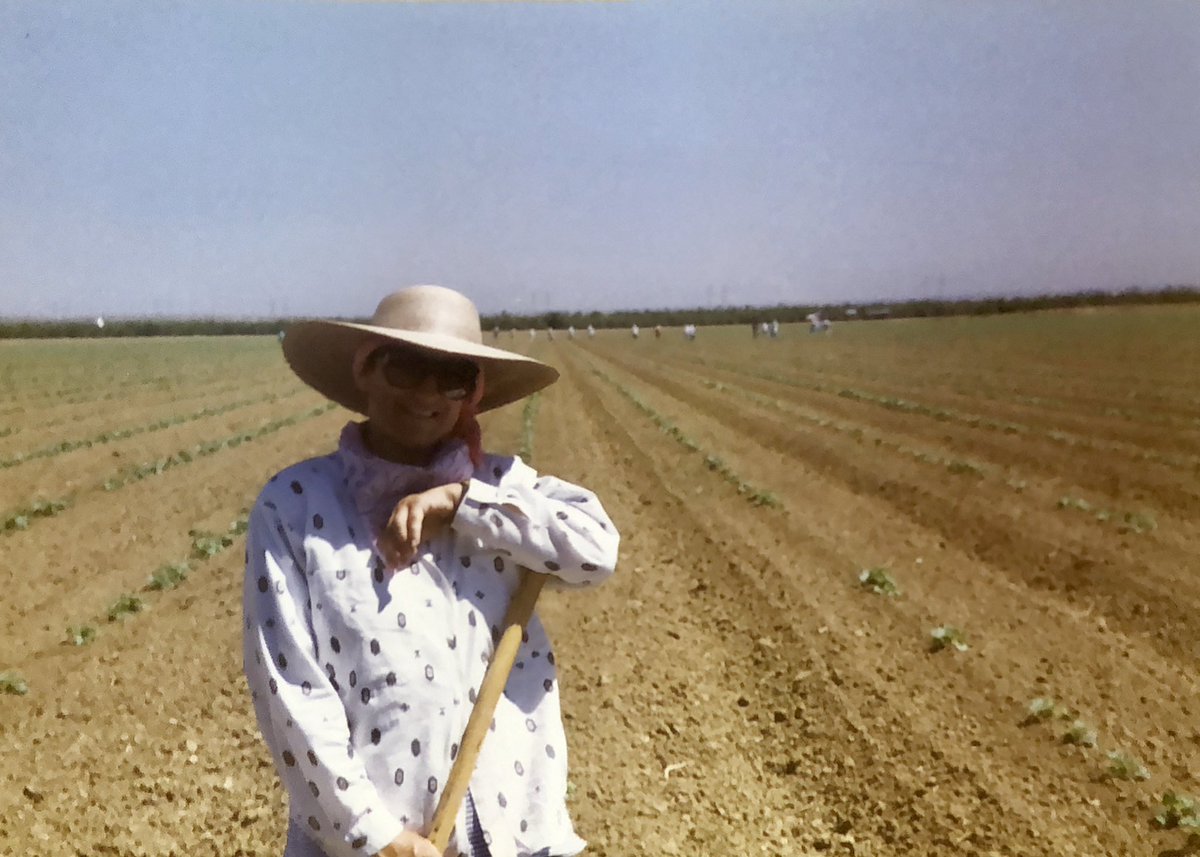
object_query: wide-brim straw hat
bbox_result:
[282,285,559,414]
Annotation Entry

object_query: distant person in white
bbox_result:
[630,324,640,339]
[586,325,595,339]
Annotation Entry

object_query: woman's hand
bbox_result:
[374,830,442,857]
[379,482,468,567]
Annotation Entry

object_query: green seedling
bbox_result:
[859,567,900,597]
[0,670,29,695]
[3,498,70,532]
[190,530,233,559]
[1120,511,1157,534]
[66,625,97,646]
[107,594,145,622]
[929,626,969,652]
[946,459,984,477]
[1154,792,1200,830]
[1027,697,1061,720]
[1105,750,1150,781]
[1061,719,1098,748]
[29,499,68,516]
[746,489,780,508]
[147,562,190,591]
[1023,696,1076,725]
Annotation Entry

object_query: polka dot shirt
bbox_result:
[243,448,618,857]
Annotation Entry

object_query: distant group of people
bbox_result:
[630,323,698,341]
[805,312,833,334]
[489,318,836,341]
[493,324,599,341]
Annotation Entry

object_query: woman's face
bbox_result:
[353,345,476,465]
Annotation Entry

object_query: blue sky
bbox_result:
[1,1,1198,319]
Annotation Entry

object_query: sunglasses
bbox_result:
[372,346,479,401]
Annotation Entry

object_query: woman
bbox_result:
[243,285,619,857]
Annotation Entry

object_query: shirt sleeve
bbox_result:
[242,493,406,857]
[451,458,619,587]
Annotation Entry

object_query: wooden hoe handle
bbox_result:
[427,568,548,852]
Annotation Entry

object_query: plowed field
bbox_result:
[2,307,1198,856]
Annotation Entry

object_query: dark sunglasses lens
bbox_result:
[379,353,425,389]
[380,349,477,398]
[437,363,478,398]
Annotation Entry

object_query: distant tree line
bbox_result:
[2,285,1197,339]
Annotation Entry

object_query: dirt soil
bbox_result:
[2,312,1198,856]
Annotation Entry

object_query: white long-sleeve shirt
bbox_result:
[242,449,618,857]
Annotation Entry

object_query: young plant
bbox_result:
[929,626,969,652]
[1061,719,1098,748]
[1105,750,1150,781]
[1027,697,1062,721]
[107,594,145,622]
[745,488,781,508]
[190,530,233,559]
[1154,792,1200,830]
[1120,511,1157,534]
[0,670,29,695]
[66,625,97,646]
[858,567,900,597]
[146,562,190,591]
[3,498,71,532]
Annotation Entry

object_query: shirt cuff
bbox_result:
[456,478,503,518]
[350,808,408,856]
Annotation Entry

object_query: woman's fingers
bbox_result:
[382,485,461,568]
[393,503,411,548]
[408,505,424,555]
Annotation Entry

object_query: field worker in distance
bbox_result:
[630,324,639,339]
[243,285,620,857]
[585,325,594,339]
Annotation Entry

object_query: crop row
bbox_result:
[591,368,780,508]
[693,356,1200,474]
[704,378,992,481]
[734,348,1198,433]
[2,515,251,696]
[696,376,1163,536]
[677,354,1190,520]
[519,393,541,462]
[0,388,301,470]
[0,369,203,414]
[100,403,336,492]
[593,347,1196,846]
[0,402,336,538]
[0,373,284,440]
[853,564,1200,840]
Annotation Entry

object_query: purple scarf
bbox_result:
[335,422,475,546]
